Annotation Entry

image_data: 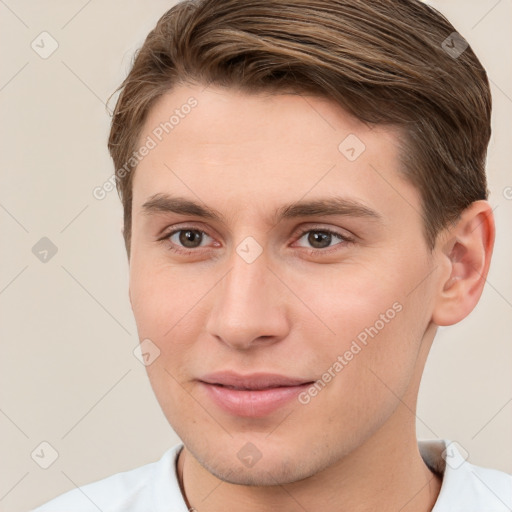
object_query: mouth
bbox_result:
[198,372,315,417]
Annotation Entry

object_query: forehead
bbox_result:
[131,83,417,226]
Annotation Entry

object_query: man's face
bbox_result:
[129,83,440,484]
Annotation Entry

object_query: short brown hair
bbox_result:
[107,0,491,258]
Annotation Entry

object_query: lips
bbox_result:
[199,371,314,417]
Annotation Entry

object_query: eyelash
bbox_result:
[157,225,354,256]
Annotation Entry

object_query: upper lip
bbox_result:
[200,371,313,390]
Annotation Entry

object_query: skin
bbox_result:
[128,83,494,511]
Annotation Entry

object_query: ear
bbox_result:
[432,200,495,326]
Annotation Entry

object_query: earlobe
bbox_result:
[432,201,495,326]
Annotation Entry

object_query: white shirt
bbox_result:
[32,439,512,511]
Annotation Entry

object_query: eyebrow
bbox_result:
[141,193,382,225]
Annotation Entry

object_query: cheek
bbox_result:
[130,263,202,427]
[129,255,205,339]
[288,261,404,341]
[299,257,429,396]
[128,259,213,403]
[294,304,421,446]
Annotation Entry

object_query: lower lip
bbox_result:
[200,382,312,417]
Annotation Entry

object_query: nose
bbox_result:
[205,246,290,351]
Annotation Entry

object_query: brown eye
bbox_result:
[295,228,350,252]
[176,229,204,248]
[160,227,215,254]
[306,231,334,249]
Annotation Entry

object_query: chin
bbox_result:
[186,437,333,487]
[202,456,315,486]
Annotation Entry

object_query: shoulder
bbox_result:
[419,439,512,512]
[440,458,512,511]
[31,444,186,512]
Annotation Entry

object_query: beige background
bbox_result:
[0,1,510,511]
